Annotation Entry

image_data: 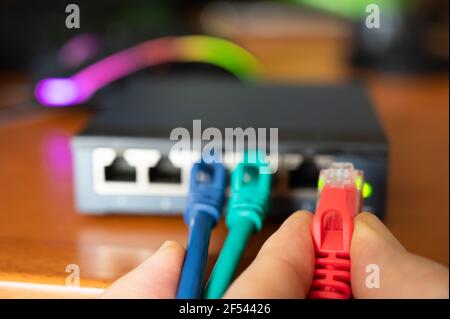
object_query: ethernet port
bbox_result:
[288,158,320,189]
[105,156,137,182]
[149,156,181,184]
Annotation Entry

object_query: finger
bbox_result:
[351,212,449,298]
[101,240,185,299]
[224,211,315,298]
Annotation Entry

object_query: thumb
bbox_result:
[101,240,185,298]
[351,212,449,298]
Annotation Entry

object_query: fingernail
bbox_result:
[159,240,176,251]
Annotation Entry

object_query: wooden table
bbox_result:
[0,37,448,298]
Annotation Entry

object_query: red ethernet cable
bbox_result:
[309,163,364,299]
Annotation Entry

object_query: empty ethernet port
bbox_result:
[149,156,181,184]
[104,155,137,182]
[288,158,321,189]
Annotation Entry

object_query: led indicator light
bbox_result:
[362,182,373,199]
[317,176,325,191]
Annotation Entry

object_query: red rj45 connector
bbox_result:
[309,163,363,299]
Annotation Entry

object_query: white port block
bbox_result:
[168,150,201,167]
[92,148,324,198]
[314,155,336,168]
[92,148,189,196]
[283,154,303,169]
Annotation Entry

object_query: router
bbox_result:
[72,79,388,219]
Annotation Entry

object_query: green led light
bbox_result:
[317,176,325,191]
[355,175,363,190]
[362,182,373,199]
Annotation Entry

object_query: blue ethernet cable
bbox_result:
[176,160,226,299]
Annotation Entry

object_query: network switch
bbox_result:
[72,80,388,218]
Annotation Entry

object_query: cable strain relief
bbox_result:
[226,207,264,231]
[309,252,352,299]
[184,203,221,226]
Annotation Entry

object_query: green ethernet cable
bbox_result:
[204,150,272,299]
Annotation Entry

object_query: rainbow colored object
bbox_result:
[35,36,262,107]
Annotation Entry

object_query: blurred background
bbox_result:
[0,0,448,118]
[0,0,448,297]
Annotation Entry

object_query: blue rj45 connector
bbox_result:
[176,160,226,299]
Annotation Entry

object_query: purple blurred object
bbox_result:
[58,33,101,68]
[34,78,82,107]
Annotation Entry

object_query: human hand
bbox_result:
[101,211,449,299]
